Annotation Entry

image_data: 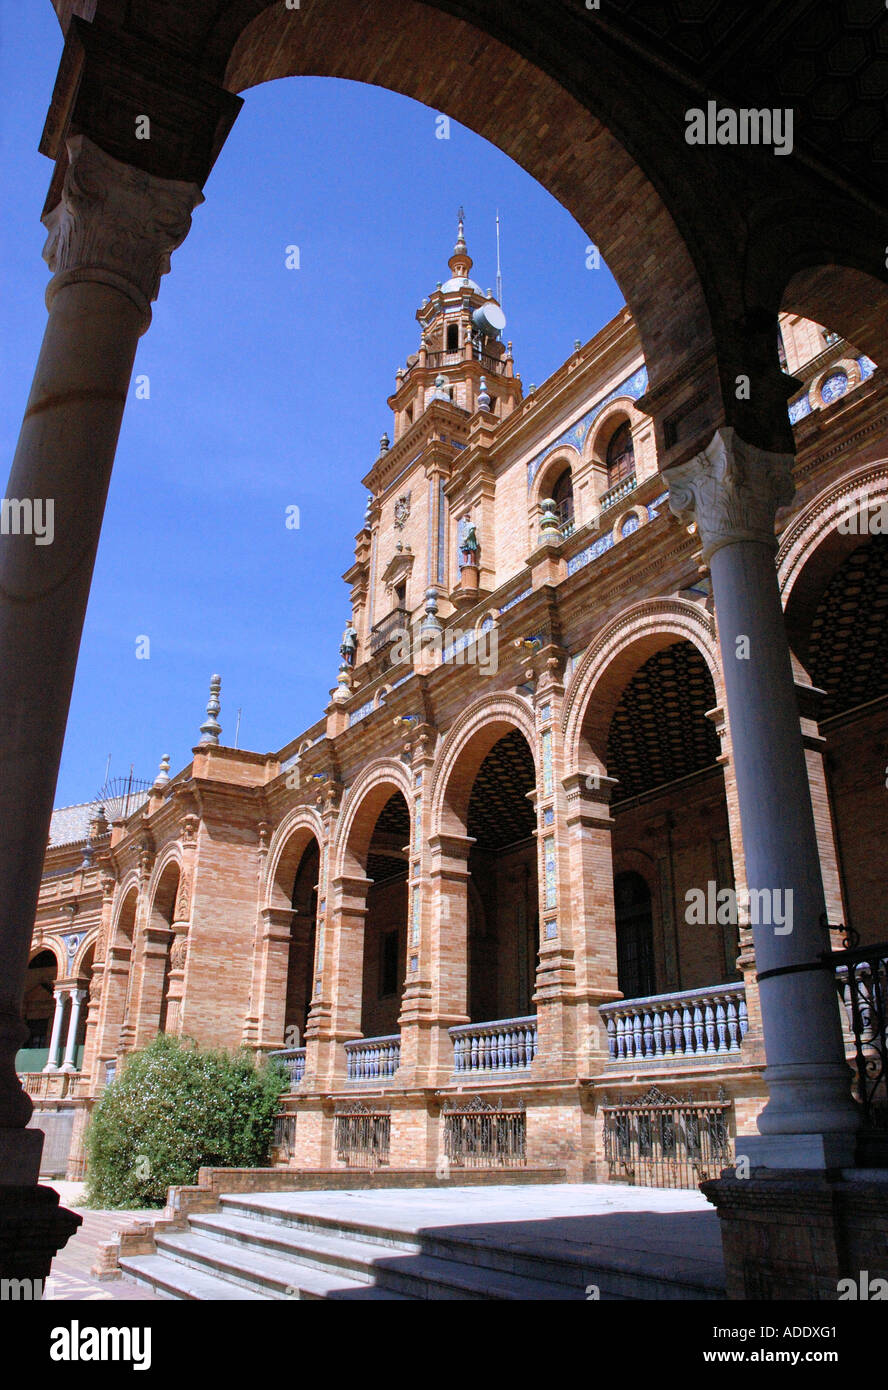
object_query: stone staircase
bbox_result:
[117,1188,726,1301]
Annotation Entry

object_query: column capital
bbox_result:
[41,134,203,328]
[666,427,795,563]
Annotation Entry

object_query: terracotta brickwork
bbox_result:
[24,268,888,1185]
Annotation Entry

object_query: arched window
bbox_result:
[551,466,575,533]
[606,422,635,489]
[614,870,655,1000]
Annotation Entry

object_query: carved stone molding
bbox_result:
[41,134,203,325]
[666,427,795,562]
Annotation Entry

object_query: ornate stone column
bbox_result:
[59,990,86,1073]
[0,134,202,1195]
[667,427,860,1167]
[42,988,67,1074]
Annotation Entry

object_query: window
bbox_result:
[394,582,406,610]
[614,871,655,1000]
[606,422,635,489]
[380,929,399,998]
[551,466,574,532]
[446,323,459,351]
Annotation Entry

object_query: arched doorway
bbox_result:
[145,861,181,1040]
[285,838,320,1045]
[786,533,888,944]
[614,871,655,1000]
[361,792,410,1039]
[18,949,58,1073]
[462,728,538,1023]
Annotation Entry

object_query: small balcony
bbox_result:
[449,1016,538,1075]
[599,983,748,1064]
[600,472,638,513]
[345,1034,401,1082]
[20,1070,81,1100]
[370,607,409,657]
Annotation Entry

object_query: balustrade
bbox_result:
[344,1035,401,1082]
[600,983,747,1063]
[449,1016,538,1074]
[268,1046,306,1089]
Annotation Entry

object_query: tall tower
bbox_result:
[388,210,521,437]
[342,214,522,679]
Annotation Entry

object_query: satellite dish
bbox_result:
[472,302,506,338]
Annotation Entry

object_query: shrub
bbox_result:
[84,1034,286,1208]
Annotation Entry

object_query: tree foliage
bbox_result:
[84,1034,286,1208]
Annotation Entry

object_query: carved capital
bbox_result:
[666,427,794,562]
[42,134,203,325]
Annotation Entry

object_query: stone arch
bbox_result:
[528,448,581,515]
[224,0,717,412]
[778,460,888,605]
[773,243,888,369]
[70,931,100,980]
[28,937,65,975]
[563,599,721,775]
[430,692,537,840]
[110,878,140,949]
[264,804,326,912]
[334,759,415,881]
[145,848,183,920]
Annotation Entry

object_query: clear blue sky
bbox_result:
[1,4,624,810]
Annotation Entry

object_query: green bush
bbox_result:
[84,1034,287,1208]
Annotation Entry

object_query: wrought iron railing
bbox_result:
[370,607,409,655]
[443,1096,526,1168]
[345,1035,401,1082]
[271,1112,297,1160]
[449,1016,538,1074]
[335,1102,391,1168]
[602,1086,734,1189]
[600,983,747,1063]
[827,933,888,1130]
[268,1046,306,1089]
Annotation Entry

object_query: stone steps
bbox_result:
[118,1186,725,1300]
[189,1210,580,1300]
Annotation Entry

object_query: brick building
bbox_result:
[20,222,887,1187]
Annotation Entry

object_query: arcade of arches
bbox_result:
[5,0,888,1297]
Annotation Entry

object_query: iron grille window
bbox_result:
[602,1086,734,1190]
[271,1113,297,1160]
[335,1103,391,1168]
[443,1097,526,1168]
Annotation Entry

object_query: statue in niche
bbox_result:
[460,521,479,567]
[339,620,358,667]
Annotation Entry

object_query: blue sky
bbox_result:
[1,4,624,810]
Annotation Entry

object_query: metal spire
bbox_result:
[496,209,503,309]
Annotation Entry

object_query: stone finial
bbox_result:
[539,498,562,538]
[333,664,351,704]
[478,376,491,411]
[379,431,390,453]
[199,675,222,745]
[574,339,582,351]
[153,754,171,790]
[421,588,443,634]
[364,494,374,526]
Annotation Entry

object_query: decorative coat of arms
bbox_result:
[394,494,411,530]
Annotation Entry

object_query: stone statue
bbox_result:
[461,523,479,566]
[339,621,358,666]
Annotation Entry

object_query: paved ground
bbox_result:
[43,1180,723,1300]
[43,1183,164,1301]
